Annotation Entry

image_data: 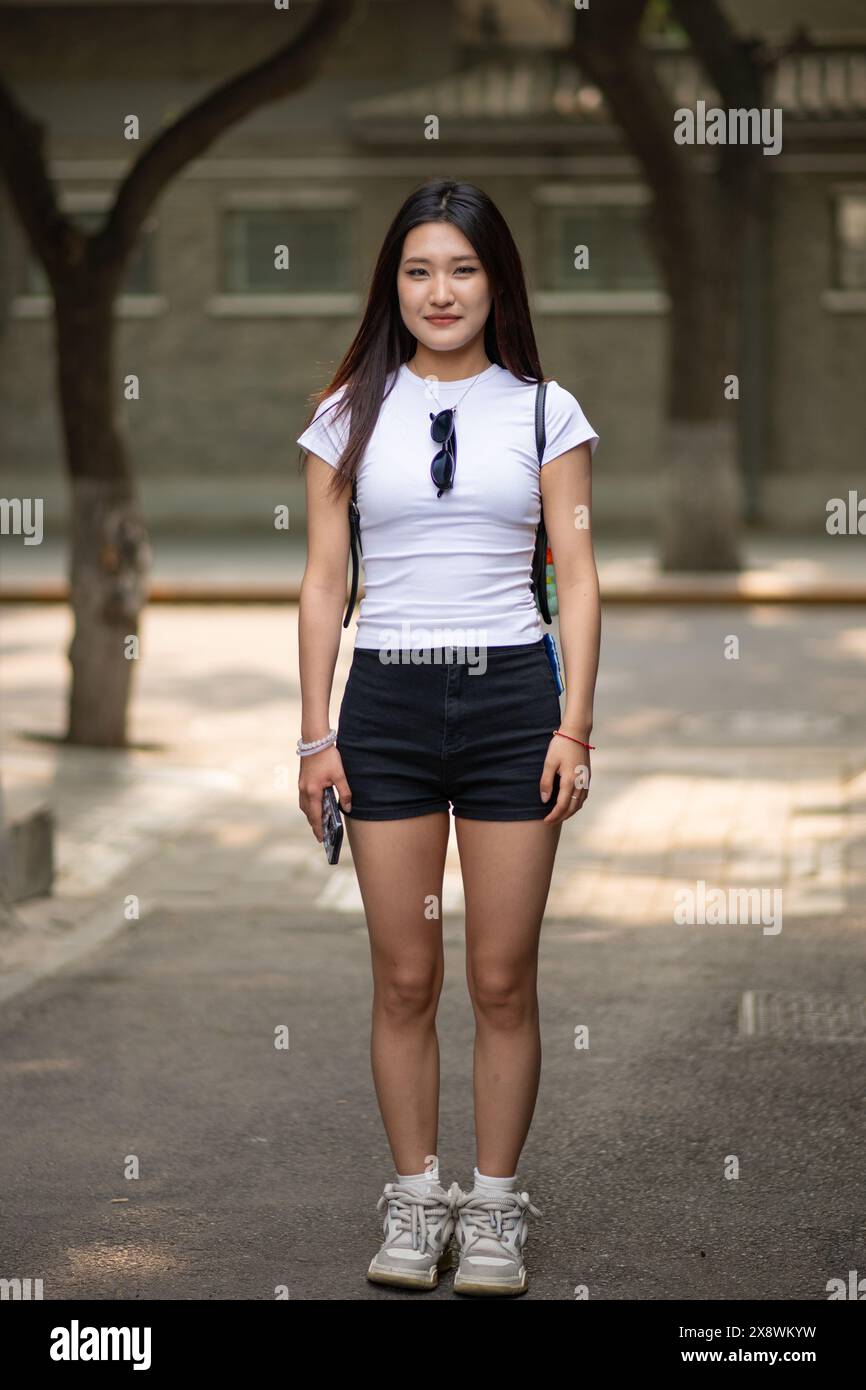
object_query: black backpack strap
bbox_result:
[343,387,549,630]
[531,381,552,625]
[343,478,362,629]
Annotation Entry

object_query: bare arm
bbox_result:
[297,453,354,835]
[537,439,601,822]
[299,453,351,739]
[540,439,600,738]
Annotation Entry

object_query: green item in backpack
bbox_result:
[531,380,557,624]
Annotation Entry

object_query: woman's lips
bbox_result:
[426,316,460,324]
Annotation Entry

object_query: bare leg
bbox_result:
[345,811,450,1175]
[455,817,562,1176]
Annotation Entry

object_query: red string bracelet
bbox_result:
[553,729,595,750]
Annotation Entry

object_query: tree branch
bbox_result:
[99,0,358,266]
[669,0,774,195]
[0,75,71,273]
[669,0,766,108]
[567,0,701,260]
[0,0,359,280]
[577,0,650,44]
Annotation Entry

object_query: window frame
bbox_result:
[823,183,866,313]
[531,181,668,314]
[208,188,361,318]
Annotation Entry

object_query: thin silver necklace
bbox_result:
[406,358,492,416]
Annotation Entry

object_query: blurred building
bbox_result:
[1,0,865,534]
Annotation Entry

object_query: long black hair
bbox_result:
[297,178,544,499]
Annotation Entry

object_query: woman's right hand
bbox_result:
[299,745,353,842]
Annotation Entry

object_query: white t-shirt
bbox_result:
[296,361,599,650]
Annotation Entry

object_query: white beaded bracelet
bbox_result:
[297,728,337,757]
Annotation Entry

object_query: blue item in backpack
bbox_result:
[542,632,564,695]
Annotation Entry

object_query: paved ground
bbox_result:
[0,599,864,1299]
[3,530,866,601]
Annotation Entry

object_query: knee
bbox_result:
[467,963,535,1027]
[375,962,441,1022]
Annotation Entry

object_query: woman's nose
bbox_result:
[429,277,454,304]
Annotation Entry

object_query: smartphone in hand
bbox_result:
[322,786,344,865]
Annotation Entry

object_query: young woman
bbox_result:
[296,179,600,1297]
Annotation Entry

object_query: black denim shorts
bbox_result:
[335,638,563,821]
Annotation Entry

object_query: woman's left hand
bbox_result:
[540,735,591,824]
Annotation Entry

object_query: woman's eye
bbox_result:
[405,266,477,277]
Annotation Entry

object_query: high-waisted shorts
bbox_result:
[335,638,563,821]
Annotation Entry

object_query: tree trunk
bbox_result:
[1,1,359,749]
[0,193,17,924]
[569,1,775,571]
[66,477,151,746]
[648,182,744,569]
[657,418,742,568]
[0,775,19,930]
[55,281,151,747]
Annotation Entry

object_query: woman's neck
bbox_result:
[407,347,491,382]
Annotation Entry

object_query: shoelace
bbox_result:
[376,1181,460,1254]
[454,1189,542,1253]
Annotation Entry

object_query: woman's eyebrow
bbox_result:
[402,254,480,264]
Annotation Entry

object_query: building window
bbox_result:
[535,186,660,292]
[221,207,354,294]
[21,207,155,296]
[833,191,866,290]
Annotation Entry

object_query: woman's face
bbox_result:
[397,221,492,355]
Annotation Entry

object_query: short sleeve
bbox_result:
[296,387,350,469]
[540,381,599,466]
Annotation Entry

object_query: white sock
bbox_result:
[473,1166,519,1195]
[396,1164,441,1192]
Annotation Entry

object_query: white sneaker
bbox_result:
[367,1180,461,1289]
[453,1185,542,1295]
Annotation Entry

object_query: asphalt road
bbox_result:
[0,601,864,1300]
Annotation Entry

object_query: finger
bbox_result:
[573,761,591,795]
[542,773,571,824]
[543,794,571,824]
[562,767,586,818]
[544,770,581,824]
[336,778,352,812]
[564,762,590,804]
[538,760,559,805]
[302,790,324,842]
